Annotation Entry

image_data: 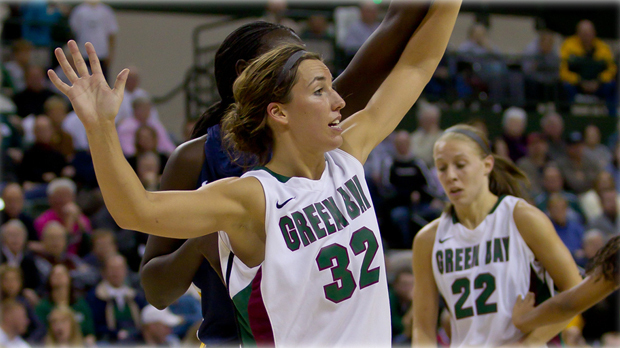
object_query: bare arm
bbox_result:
[140,136,210,308]
[513,275,619,333]
[48,41,264,252]
[333,1,430,118]
[513,201,583,345]
[412,220,440,347]
[339,0,461,164]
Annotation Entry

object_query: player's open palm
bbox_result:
[48,40,128,128]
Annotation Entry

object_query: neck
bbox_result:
[267,137,327,180]
[453,190,499,230]
[0,323,16,340]
[52,287,70,305]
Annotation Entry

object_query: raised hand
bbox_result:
[48,40,129,129]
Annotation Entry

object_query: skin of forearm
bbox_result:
[141,239,205,309]
[84,121,148,231]
[337,1,430,118]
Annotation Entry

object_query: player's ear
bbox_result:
[267,102,288,126]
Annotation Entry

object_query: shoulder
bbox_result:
[414,218,440,249]
[513,200,555,242]
[159,135,206,190]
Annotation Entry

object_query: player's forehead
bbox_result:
[295,60,331,86]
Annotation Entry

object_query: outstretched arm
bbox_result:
[512,276,619,334]
[333,1,430,118]
[48,41,262,241]
[339,0,461,164]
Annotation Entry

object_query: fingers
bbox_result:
[524,292,535,304]
[113,68,130,100]
[47,69,71,95]
[67,40,90,78]
[85,42,103,75]
[54,47,79,83]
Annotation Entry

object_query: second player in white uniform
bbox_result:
[413,125,583,347]
[432,195,553,346]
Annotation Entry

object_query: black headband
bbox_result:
[275,50,307,87]
[445,128,492,155]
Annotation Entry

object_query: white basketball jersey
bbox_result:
[221,149,390,347]
[432,196,554,347]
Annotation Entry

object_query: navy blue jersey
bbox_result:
[194,124,243,345]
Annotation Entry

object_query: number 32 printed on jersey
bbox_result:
[315,227,380,303]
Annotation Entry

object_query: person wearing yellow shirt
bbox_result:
[560,20,617,117]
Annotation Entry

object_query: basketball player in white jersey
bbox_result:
[46,1,461,346]
[412,124,583,347]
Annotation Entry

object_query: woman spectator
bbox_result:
[0,265,46,343]
[125,124,168,174]
[43,305,84,347]
[35,264,96,346]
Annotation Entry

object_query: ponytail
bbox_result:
[191,100,229,139]
[488,154,529,199]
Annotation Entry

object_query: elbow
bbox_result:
[144,292,173,310]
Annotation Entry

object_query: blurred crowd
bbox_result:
[0,0,617,347]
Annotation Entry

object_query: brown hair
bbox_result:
[221,44,321,166]
[586,235,619,285]
[438,124,529,199]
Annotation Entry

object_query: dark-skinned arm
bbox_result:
[139,135,211,309]
[334,1,430,118]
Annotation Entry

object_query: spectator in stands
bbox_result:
[607,142,620,193]
[35,264,96,346]
[1,183,38,242]
[12,65,57,118]
[540,111,567,160]
[560,20,617,117]
[457,22,525,108]
[0,220,43,293]
[0,266,46,343]
[535,164,584,223]
[547,193,585,257]
[62,108,89,152]
[522,29,561,108]
[261,0,300,34]
[0,300,31,348]
[389,267,413,342]
[126,125,168,174]
[69,0,118,79]
[4,39,33,94]
[583,124,612,170]
[20,1,69,48]
[33,221,97,291]
[18,115,68,186]
[86,254,146,343]
[574,228,606,267]
[34,178,92,256]
[0,114,24,182]
[117,97,176,156]
[579,171,618,223]
[136,152,162,191]
[115,67,160,125]
[587,189,619,236]
[517,132,549,197]
[386,130,440,248]
[501,106,528,163]
[557,131,601,194]
[43,96,74,160]
[342,1,381,58]
[43,305,84,347]
[140,305,183,346]
[83,229,118,273]
[300,14,332,41]
[409,103,443,168]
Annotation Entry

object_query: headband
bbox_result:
[275,50,307,87]
[445,128,492,155]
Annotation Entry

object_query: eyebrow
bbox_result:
[307,76,326,87]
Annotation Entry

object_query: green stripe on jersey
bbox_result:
[232,282,256,346]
